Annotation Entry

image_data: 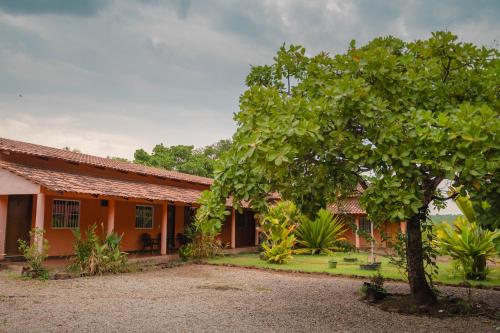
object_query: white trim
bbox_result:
[135,204,154,229]
[51,198,81,229]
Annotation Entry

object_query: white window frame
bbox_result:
[52,199,81,229]
[135,205,154,229]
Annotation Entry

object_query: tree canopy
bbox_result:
[207,32,499,304]
[134,139,231,178]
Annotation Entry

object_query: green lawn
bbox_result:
[207,252,500,287]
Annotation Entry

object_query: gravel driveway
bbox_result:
[0,264,498,333]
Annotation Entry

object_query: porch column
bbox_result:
[230,209,236,249]
[160,202,168,255]
[400,221,407,234]
[34,193,45,251]
[354,216,360,249]
[0,196,8,260]
[106,199,115,235]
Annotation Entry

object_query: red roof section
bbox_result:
[0,137,213,186]
[328,197,366,215]
[0,160,204,204]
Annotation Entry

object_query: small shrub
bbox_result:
[260,201,300,264]
[360,273,387,301]
[437,217,499,281]
[70,224,128,276]
[335,240,356,253]
[179,243,196,261]
[295,209,347,255]
[181,191,227,260]
[18,228,49,279]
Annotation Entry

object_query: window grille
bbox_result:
[136,205,153,229]
[359,217,372,234]
[52,200,80,229]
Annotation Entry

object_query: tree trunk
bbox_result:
[406,213,437,305]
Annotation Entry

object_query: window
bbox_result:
[359,217,372,234]
[52,200,80,229]
[136,205,153,229]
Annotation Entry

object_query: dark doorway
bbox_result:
[6,195,33,256]
[167,204,176,250]
[235,210,255,248]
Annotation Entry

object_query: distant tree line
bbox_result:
[133,139,231,178]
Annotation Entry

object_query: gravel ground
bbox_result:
[0,264,498,333]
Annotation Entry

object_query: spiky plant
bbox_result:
[295,209,347,255]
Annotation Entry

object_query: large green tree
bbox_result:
[209,33,499,305]
[134,139,231,177]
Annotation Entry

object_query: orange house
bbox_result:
[329,184,405,250]
[0,137,403,261]
[0,138,255,260]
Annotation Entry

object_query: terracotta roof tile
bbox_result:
[0,160,204,204]
[0,137,213,186]
[328,197,366,215]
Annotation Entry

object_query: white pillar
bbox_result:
[106,199,115,235]
[230,209,236,249]
[34,193,45,251]
[0,196,8,260]
[354,216,360,249]
[161,202,168,255]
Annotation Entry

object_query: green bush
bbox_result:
[437,217,499,280]
[70,224,128,276]
[260,201,300,264]
[17,228,49,278]
[295,209,347,255]
[178,243,196,261]
[181,191,227,259]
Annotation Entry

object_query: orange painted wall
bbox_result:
[39,194,175,256]
[113,201,163,252]
[41,195,107,256]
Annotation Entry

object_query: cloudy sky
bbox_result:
[2,1,496,214]
[1,0,499,159]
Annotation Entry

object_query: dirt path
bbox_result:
[0,265,498,332]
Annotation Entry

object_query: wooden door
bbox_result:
[6,195,33,256]
[235,210,255,248]
[167,204,176,250]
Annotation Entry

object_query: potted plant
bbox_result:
[360,273,387,302]
[360,262,381,270]
[328,259,338,268]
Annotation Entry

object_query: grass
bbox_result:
[207,252,500,287]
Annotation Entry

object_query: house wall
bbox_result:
[40,194,108,256]
[113,201,163,252]
[38,194,175,256]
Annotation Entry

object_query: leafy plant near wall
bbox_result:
[179,190,227,259]
[436,191,500,281]
[437,217,499,281]
[18,228,49,279]
[295,209,347,255]
[70,224,128,276]
[259,201,301,264]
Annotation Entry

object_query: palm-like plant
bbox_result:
[436,188,500,280]
[437,217,499,280]
[295,209,347,255]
